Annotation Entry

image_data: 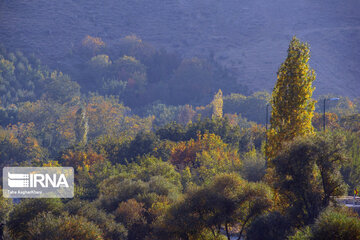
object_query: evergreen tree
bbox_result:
[266,36,316,160]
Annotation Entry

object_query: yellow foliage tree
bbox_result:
[266,36,316,161]
[81,35,105,55]
[211,89,223,119]
[61,148,105,170]
[57,96,154,143]
[170,133,241,184]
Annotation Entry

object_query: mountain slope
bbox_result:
[0,0,359,97]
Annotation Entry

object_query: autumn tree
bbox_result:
[170,133,242,185]
[61,148,105,170]
[81,35,105,56]
[16,100,68,155]
[58,96,153,143]
[212,89,223,119]
[267,36,316,160]
[0,123,46,166]
[312,112,339,131]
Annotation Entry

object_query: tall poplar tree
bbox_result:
[211,89,223,119]
[266,36,316,160]
[75,105,89,146]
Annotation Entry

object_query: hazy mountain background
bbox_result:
[1,0,359,97]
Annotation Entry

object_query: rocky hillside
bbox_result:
[1,0,359,97]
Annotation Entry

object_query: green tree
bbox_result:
[110,131,160,164]
[246,211,293,240]
[64,200,127,240]
[44,71,80,103]
[26,212,104,240]
[169,58,213,105]
[223,91,271,124]
[340,131,360,194]
[273,133,348,226]
[145,103,179,127]
[0,50,46,106]
[267,36,316,160]
[162,174,272,240]
[0,189,13,237]
[7,198,63,239]
[241,147,266,182]
[289,207,360,240]
[340,114,360,133]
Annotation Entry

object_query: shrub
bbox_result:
[26,212,104,240]
[289,208,360,240]
[7,198,63,239]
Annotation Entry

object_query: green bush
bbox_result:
[246,212,293,240]
[26,212,104,240]
[223,91,270,124]
[289,208,360,240]
[7,198,63,239]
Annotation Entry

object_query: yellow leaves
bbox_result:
[121,55,138,63]
[267,37,316,160]
[61,148,105,170]
[211,89,223,119]
[90,54,112,68]
[57,95,152,142]
[81,35,105,50]
[170,133,241,174]
[43,160,61,167]
[0,123,45,165]
[0,58,15,73]
[312,112,339,131]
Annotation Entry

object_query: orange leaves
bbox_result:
[81,35,105,55]
[115,199,146,226]
[170,133,240,171]
[57,105,78,142]
[7,122,36,139]
[61,148,105,170]
[170,140,196,168]
[312,112,339,131]
[0,123,46,165]
[58,95,152,142]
